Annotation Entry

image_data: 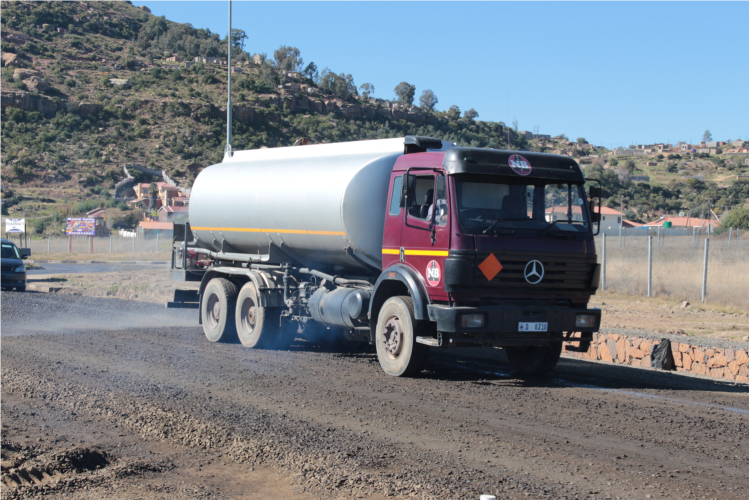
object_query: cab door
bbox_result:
[382,173,403,269]
[399,171,451,301]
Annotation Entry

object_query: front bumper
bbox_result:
[1,271,27,288]
[426,303,600,347]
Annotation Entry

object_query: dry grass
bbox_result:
[597,235,749,312]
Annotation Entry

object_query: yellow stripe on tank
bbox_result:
[381,248,400,255]
[191,226,346,236]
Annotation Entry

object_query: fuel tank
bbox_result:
[189,138,451,272]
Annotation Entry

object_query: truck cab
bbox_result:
[370,139,601,375]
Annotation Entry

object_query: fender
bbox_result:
[369,263,431,331]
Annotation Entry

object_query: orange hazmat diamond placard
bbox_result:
[479,253,503,281]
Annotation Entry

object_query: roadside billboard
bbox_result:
[5,218,25,233]
[65,217,96,236]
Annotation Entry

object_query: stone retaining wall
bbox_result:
[562,332,749,384]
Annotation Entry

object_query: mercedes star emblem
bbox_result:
[524,260,544,284]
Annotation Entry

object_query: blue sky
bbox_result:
[132,1,748,148]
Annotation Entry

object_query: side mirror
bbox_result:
[589,185,602,199]
[20,248,31,259]
[589,201,601,223]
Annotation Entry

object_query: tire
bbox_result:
[375,296,430,377]
[201,278,238,343]
[235,282,292,349]
[505,342,563,376]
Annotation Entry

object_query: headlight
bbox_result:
[460,313,485,328]
[14,264,25,273]
[575,314,597,328]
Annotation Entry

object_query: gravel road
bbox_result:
[2,291,747,500]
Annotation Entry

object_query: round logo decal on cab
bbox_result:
[426,260,441,287]
[508,154,532,176]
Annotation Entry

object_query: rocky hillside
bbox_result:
[1,0,747,231]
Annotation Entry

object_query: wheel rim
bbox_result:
[206,292,220,328]
[382,315,403,359]
[240,296,256,335]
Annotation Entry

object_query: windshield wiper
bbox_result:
[482,218,527,234]
[543,219,576,238]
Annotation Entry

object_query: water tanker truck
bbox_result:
[169,136,602,376]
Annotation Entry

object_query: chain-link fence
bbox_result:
[596,229,748,309]
[23,235,172,256]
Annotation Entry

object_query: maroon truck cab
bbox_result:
[369,141,601,375]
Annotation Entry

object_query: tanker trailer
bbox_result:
[169,135,603,377]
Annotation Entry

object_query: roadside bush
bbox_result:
[32,218,46,234]
[117,201,129,211]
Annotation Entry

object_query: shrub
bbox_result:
[65,78,76,88]
[33,218,46,234]
[117,202,129,211]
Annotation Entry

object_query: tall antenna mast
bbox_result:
[224,0,233,159]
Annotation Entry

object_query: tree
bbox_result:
[609,157,619,167]
[624,159,636,174]
[463,108,479,122]
[303,62,318,80]
[274,45,303,73]
[319,69,356,100]
[512,118,518,132]
[577,137,588,145]
[446,105,460,120]
[394,81,415,106]
[148,182,159,209]
[703,129,712,142]
[230,28,247,52]
[419,89,438,111]
[715,207,749,234]
[359,83,375,99]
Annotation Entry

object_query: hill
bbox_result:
[1,0,748,233]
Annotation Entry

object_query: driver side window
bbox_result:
[407,175,435,221]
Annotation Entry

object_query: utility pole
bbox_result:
[224,0,233,159]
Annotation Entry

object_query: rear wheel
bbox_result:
[201,278,238,343]
[235,282,292,349]
[505,342,562,375]
[375,296,429,377]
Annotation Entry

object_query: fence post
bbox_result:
[601,233,606,291]
[156,232,159,252]
[47,237,50,253]
[132,235,135,253]
[618,222,622,248]
[701,239,709,303]
[728,228,732,249]
[693,227,696,250]
[69,235,72,254]
[648,234,653,297]
[110,236,112,254]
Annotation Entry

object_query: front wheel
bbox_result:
[505,342,562,376]
[375,296,429,377]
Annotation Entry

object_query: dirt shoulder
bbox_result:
[591,291,749,343]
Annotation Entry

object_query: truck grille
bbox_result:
[446,250,598,296]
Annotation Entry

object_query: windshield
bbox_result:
[1,243,21,259]
[455,176,590,235]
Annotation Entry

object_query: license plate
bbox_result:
[518,322,548,332]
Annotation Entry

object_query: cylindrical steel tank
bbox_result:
[189,138,450,272]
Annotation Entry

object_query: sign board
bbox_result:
[65,217,96,236]
[5,218,25,233]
